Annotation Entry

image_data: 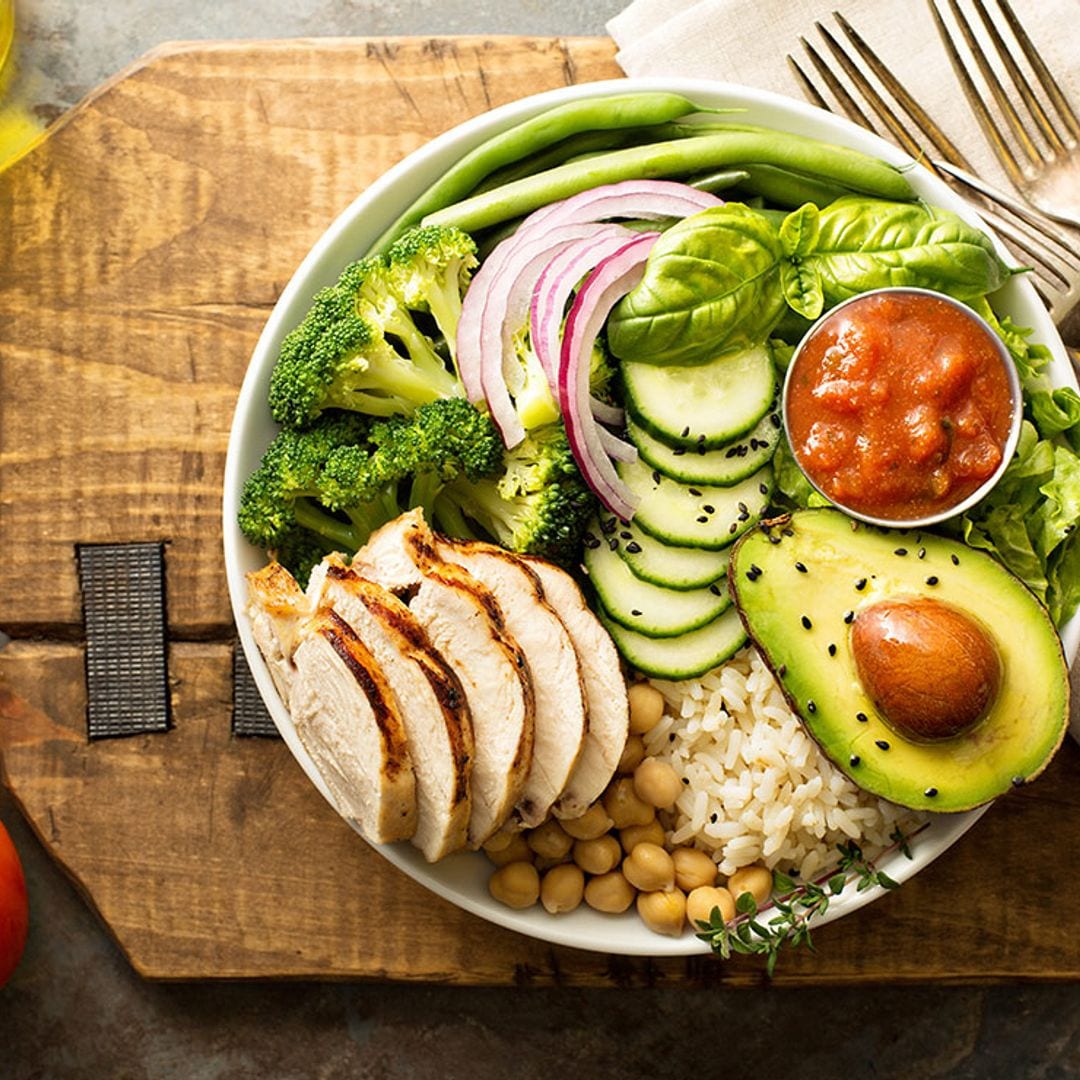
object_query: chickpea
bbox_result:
[622,842,675,893]
[637,888,687,937]
[560,803,614,841]
[526,819,573,861]
[672,848,718,892]
[481,827,516,853]
[619,818,666,854]
[727,865,774,907]
[628,682,665,735]
[616,734,646,774]
[488,861,540,909]
[484,832,532,868]
[633,757,683,809]
[584,870,637,914]
[540,863,585,915]
[603,777,654,829]
[573,834,622,876]
[686,886,735,929]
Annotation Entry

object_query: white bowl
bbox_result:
[223,78,1079,957]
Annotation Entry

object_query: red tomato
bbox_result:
[0,819,28,987]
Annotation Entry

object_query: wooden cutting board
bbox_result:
[1,35,1079,986]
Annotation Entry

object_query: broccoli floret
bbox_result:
[435,422,597,565]
[590,333,619,406]
[268,234,473,427]
[385,225,478,370]
[239,401,503,581]
[508,325,560,432]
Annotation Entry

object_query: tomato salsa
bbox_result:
[784,289,1018,523]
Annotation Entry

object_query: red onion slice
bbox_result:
[559,232,659,519]
[531,230,645,388]
[591,396,623,426]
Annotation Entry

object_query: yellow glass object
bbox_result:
[0,1,46,172]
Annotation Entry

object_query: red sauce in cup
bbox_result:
[784,290,1018,523]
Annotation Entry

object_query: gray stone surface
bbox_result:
[2,2,1080,1076]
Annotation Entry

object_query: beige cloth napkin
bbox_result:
[607,0,1079,200]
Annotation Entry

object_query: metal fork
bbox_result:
[787,12,1080,350]
[929,0,1080,230]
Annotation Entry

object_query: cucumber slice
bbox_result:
[619,459,773,550]
[627,409,780,487]
[623,344,775,449]
[599,606,748,679]
[611,519,730,591]
[584,531,729,637]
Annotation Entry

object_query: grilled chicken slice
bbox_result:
[521,557,629,819]
[439,538,588,828]
[246,562,311,703]
[356,510,535,846]
[308,558,474,862]
[290,609,417,844]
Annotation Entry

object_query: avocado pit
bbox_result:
[850,597,1002,742]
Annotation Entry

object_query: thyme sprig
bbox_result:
[695,822,928,975]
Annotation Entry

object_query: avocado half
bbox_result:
[729,508,1069,812]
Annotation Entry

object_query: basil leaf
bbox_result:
[779,202,820,258]
[607,203,785,366]
[793,196,1013,305]
[780,259,824,320]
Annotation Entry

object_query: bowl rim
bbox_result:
[781,285,1025,529]
[222,75,1076,958]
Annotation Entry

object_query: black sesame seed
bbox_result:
[669,733,676,742]
[828,643,837,657]
[807,700,817,713]
[951,553,960,565]
[729,523,738,534]
[697,444,707,456]
[918,547,926,559]
[626,541,642,554]
[709,584,722,596]
[760,484,770,496]
[926,576,939,586]
[652,470,661,485]
[770,413,781,428]
[673,447,686,456]
[689,487,703,497]
[703,504,715,514]
[697,434,706,445]
[924,787,938,798]
[894,547,908,556]
[778,664,787,677]
[738,510,749,522]
[801,614,812,629]
[1011,775,1024,787]
[749,438,759,451]
[631,609,642,617]
[681,776,690,784]
[583,533,600,549]
[856,711,868,723]
[608,538,618,551]
[697,515,709,523]
[620,531,632,540]
[795,561,807,573]
[750,564,762,576]
[850,755,860,767]
[710,813,718,824]
[875,739,890,751]
[782,528,794,537]
[725,447,738,459]
[681,426,690,439]
[738,502,748,515]
[855,577,867,590]
[600,518,616,534]
[768,534,781,544]
[844,611,855,624]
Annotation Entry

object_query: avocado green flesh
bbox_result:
[729,509,1069,813]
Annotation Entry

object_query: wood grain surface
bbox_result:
[1,36,1078,985]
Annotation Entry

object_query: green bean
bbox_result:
[421,129,915,234]
[685,168,751,193]
[730,163,851,208]
[367,92,712,254]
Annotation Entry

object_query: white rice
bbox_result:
[646,647,924,880]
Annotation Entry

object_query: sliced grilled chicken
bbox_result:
[246,561,312,703]
[308,558,474,862]
[521,556,629,819]
[290,609,417,844]
[438,538,588,828]
[356,510,535,846]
